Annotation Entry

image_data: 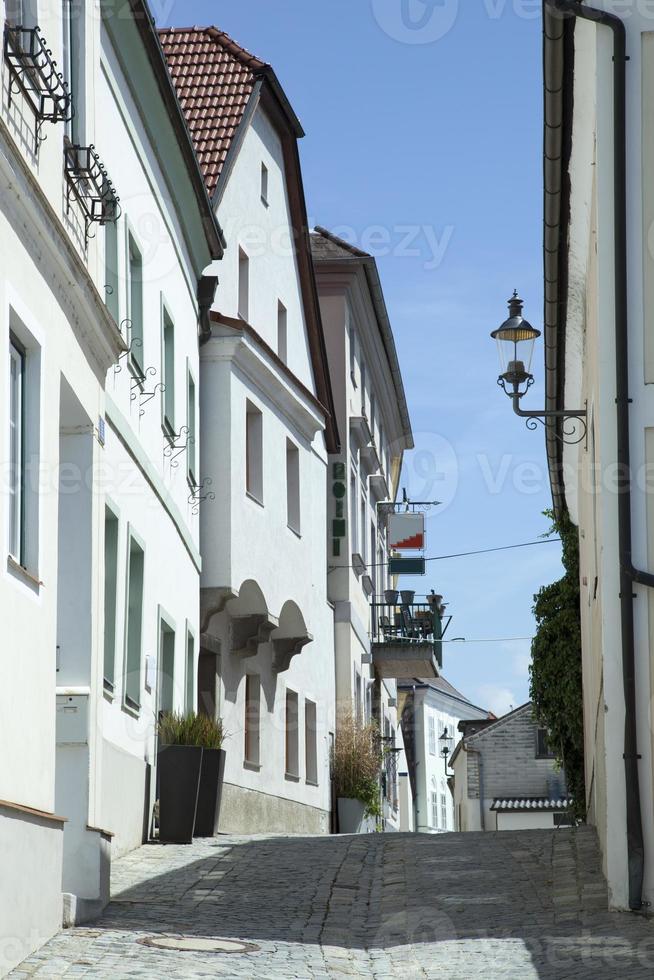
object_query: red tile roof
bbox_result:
[158,27,268,196]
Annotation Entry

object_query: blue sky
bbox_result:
[161,0,562,716]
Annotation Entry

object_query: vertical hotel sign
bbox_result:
[332,462,346,556]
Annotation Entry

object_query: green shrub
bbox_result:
[331,709,383,818]
[529,510,585,820]
[158,711,225,750]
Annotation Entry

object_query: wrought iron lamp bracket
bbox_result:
[113,329,141,376]
[498,377,588,447]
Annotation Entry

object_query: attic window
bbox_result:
[261,162,269,206]
[536,728,556,759]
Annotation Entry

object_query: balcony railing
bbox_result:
[4,25,73,152]
[64,143,120,246]
[370,599,442,679]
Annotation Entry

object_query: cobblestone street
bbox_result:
[10,827,654,979]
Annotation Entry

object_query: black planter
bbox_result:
[158,744,203,844]
[194,748,226,837]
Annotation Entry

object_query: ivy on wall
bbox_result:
[529,510,586,819]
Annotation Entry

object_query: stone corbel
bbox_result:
[200,586,239,634]
[272,633,313,674]
[230,615,278,658]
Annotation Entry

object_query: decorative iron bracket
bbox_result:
[188,478,215,515]
[164,426,194,468]
[498,377,588,447]
[113,328,141,377]
[64,143,120,247]
[4,25,73,153]
[128,366,164,417]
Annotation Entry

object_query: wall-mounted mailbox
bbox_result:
[56,694,88,745]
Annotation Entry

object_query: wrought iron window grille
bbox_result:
[64,143,120,246]
[164,425,194,468]
[188,478,215,516]
[4,24,73,153]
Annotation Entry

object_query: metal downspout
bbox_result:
[546,0,647,910]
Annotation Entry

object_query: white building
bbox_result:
[311,227,416,832]
[1,1,222,967]
[450,704,571,833]
[160,28,339,834]
[541,0,654,909]
[398,677,489,834]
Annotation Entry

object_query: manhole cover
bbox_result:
[138,935,259,954]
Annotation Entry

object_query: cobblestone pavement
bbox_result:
[10,827,654,979]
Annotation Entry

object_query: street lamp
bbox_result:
[491,291,587,443]
[439,726,454,775]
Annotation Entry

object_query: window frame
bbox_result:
[122,526,145,714]
[536,727,556,759]
[102,501,120,694]
[244,673,261,768]
[126,228,144,378]
[245,400,263,504]
[277,300,287,363]
[185,623,195,715]
[186,363,197,487]
[8,335,26,566]
[285,688,300,780]
[260,161,269,206]
[157,607,176,718]
[286,438,301,535]
[238,246,249,321]
[304,699,318,786]
[160,299,176,440]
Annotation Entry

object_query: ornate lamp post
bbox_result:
[491,291,587,443]
[439,727,454,775]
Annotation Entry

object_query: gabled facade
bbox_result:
[541,0,654,910]
[160,27,338,834]
[398,677,489,834]
[1,1,222,967]
[450,703,569,833]
[311,227,416,831]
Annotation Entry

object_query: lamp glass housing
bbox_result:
[491,293,541,386]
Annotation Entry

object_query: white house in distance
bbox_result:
[398,677,489,834]
[450,703,571,833]
[0,1,222,966]
[541,0,654,910]
[160,27,340,834]
[310,227,418,832]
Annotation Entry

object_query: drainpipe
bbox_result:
[547,0,650,910]
[463,744,485,832]
[197,275,218,346]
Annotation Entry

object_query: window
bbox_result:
[185,630,195,714]
[158,618,175,716]
[127,233,144,375]
[431,791,438,829]
[286,440,300,534]
[244,674,260,766]
[370,521,377,594]
[350,472,357,555]
[354,669,362,724]
[7,1,36,28]
[428,715,437,756]
[105,220,119,323]
[161,306,175,436]
[370,391,376,437]
[103,507,119,691]
[238,247,249,321]
[124,533,145,711]
[440,792,447,830]
[245,401,263,502]
[8,338,25,564]
[261,162,269,205]
[360,360,366,415]
[360,495,367,563]
[349,323,356,384]
[277,301,287,363]
[554,811,575,828]
[285,689,299,778]
[62,0,83,142]
[536,728,556,759]
[187,370,197,485]
[305,699,318,784]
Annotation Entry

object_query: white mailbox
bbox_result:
[56,694,89,745]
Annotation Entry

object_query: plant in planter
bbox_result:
[331,709,383,834]
[193,714,227,838]
[157,712,226,843]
